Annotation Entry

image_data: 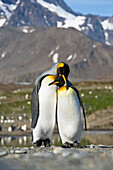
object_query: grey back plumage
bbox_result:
[34,63,60,93]
[31,85,39,128]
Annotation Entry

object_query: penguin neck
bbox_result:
[48,75,57,80]
[58,85,67,92]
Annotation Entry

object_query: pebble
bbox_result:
[53,147,62,154]
[10,148,27,154]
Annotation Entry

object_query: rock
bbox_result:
[90,144,95,148]
[53,147,62,154]
[10,148,27,154]
[10,149,15,154]
[0,149,8,157]
[97,145,113,148]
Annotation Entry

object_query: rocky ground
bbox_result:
[0,145,113,170]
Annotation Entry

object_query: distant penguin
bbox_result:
[49,73,87,148]
[31,62,70,147]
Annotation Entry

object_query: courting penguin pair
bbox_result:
[31,62,87,148]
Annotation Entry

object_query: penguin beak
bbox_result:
[62,74,68,90]
[62,75,66,84]
[48,80,59,86]
[49,74,68,89]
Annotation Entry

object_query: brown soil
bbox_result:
[87,107,113,129]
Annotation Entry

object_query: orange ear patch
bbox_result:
[57,63,64,69]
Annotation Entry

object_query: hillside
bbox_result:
[0,26,113,83]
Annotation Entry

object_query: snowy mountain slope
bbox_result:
[0,0,20,26]
[0,0,113,45]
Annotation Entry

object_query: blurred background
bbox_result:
[0,0,113,147]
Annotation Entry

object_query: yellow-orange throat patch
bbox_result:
[48,75,57,80]
[58,86,67,92]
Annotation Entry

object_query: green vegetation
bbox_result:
[80,137,91,145]
[80,89,113,116]
[0,89,31,116]
[0,82,113,117]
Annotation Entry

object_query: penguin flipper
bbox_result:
[31,75,49,129]
[71,86,87,131]
[31,84,39,128]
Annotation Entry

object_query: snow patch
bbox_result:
[16,0,20,5]
[1,52,6,58]
[22,27,35,33]
[0,1,10,18]
[0,0,20,25]
[23,28,29,33]
[101,19,113,30]
[55,45,59,51]
[48,45,59,58]
[82,27,89,31]
[83,58,87,62]
[44,15,46,19]
[105,32,111,45]
[21,20,25,24]
[67,55,73,61]
[87,23,94,31]
[93,45,96,48]
[48,50,54,57]
[87,18,94,31]
[53,53,58,63]
[73,53,77,59]
[29,28,35,33]
[0,18,6,27]
[37,0,75,19]
[57,21,62,27]
[63,16,86,31]
[67,53,77,61]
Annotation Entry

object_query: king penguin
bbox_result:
[49,69,87,148]
[31,62,70,147]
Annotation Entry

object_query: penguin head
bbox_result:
[57,62,70,79]
[49,74,67,88]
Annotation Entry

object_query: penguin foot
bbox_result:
[61,142,73,148]
[73,141,79,148]
[44,138,50,147]
[34,139,42,147]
